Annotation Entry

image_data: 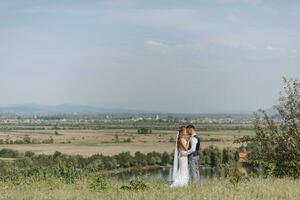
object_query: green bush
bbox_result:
[161,152,171,165]
[115,152,133,168]
[121,178,148,190]
[87,160,105,172]
[23,136,31,144]
[224,163,243,186]
[0,149,19,158]
[89,176,108,191]
[137,128,152,134]
[0,161,11,175]
[25,151,35,157]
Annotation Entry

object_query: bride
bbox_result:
[171,126,190,187]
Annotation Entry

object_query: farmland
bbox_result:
[0,128,254,156]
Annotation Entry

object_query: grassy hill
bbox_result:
[0,178,299,200]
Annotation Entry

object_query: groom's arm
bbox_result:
[186,137,197,155]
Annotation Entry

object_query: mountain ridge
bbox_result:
[0,104,139,115]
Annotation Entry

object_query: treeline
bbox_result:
[0,147,238,182]
[0,136,55,145]
[0,123,254,132]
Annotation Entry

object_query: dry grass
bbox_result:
[0,129,253,156]
[0,178,299,200]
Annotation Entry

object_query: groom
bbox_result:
[186,125,201,182]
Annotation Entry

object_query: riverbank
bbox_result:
[0,178,299,200]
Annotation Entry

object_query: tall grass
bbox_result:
[0,178,299,200]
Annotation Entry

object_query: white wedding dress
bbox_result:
[171,132,189,187]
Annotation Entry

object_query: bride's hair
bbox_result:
[178,126,186,147]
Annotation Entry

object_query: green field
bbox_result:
[0,178,299,200]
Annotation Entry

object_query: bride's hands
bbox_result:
[180,151,187,157]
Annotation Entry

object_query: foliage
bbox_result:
[1,136,54,145]
[0,148,19,158]
[0,146,240,182]
[237,78,300,178]
[89,176,108,191]
[224,163,243,185]
[137,128,152,134]
[120,178,149,190]
[25,151,35,157]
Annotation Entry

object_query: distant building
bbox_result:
[155,115,160,121]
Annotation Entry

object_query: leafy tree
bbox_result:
[0,148,19,158]
[134,152,148,166]
[25,151,35,157]
[115,152,133,168]
[237,78,300,178]
[222,148,236,164]
[209,146,221,169]
[161,152,171,165]
[137,128,152,134]
[23,136,31,144]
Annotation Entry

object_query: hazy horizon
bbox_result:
[1,0,300,113]
[0,102,260,114]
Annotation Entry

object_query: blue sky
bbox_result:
[0,0,299,113]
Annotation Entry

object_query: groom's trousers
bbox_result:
[188,155,200,182]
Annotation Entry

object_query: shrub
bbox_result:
[56,165,79,184]
[137,128,152,134]
[224,163,243,186]
[123,138,132,143]
[14,139,24,144]
[0,161,11,175]
[115,152,133,168]
[89,176,108,191]
[25,151,35,157]
[222,148,236,165]
[0,149,19,158]
[87,159,105,172]
[161,152,171,165]
[53,151,62,158]
[121,178,148,190]
[44,137,54,144]
[23,136,31,144]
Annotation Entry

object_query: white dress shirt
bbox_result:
[187,134,198,155]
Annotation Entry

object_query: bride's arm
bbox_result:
[180,138,189,151]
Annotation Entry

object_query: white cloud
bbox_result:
[266,45,287,53]
[144,40,168,48]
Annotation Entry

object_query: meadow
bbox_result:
[1,120,296,200]
[0,178,299,200]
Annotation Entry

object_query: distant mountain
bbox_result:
[0,104,139,115]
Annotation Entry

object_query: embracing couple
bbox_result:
[171,125,200,187]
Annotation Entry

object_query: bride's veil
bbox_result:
[172,131,179,182]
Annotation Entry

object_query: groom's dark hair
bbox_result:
[186,124,195,130]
